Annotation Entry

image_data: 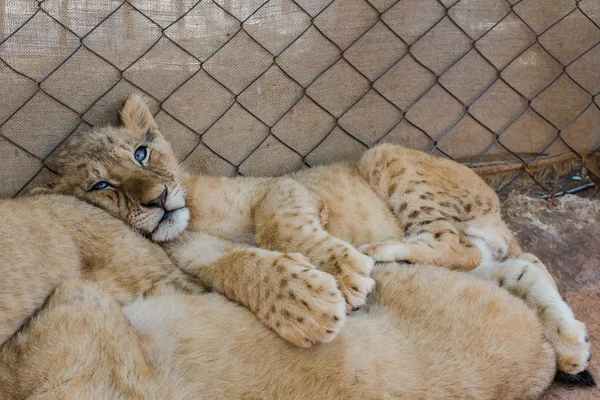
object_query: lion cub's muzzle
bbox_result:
[137,185,189,242]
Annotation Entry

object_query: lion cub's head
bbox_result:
[41,95,189,242]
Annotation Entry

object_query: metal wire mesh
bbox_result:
[0,0,599,198]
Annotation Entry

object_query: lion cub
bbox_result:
[0,193,203,346]
[1,265,557,399]
[44,95,591,374]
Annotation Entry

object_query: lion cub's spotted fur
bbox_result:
[45,95,591,373]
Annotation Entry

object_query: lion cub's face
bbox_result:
[45,95,190,242]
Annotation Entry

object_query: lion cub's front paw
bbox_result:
[329,249,375,312]
[260,253,346,348]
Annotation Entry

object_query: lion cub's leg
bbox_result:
[253,179,375,311]
[163,231,346,347]
[358,218,482,271]
[357,199,485,270]
[471,253,592,374]
[356,146,495,271]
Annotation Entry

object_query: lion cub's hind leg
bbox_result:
[471,253,592,374]
[355,182,486,271]
[357,144,517,271]
[359,218,483,271]
[463,213,516,263]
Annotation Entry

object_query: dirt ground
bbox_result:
[501,192,599,399]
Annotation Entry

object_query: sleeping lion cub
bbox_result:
[0,195,555,398]
[43,94,591,374]
[2,269,556,399]
[0,194,203,346]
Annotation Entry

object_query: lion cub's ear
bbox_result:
[120,94,160,139]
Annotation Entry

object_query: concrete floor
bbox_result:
[502,193,599,399]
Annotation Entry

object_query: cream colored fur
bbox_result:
[42,94,591,373]
[0,194,556,398]
[1,264,556,399]
[0,194,203,346]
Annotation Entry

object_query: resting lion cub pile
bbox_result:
[46,95,590,370]
[0,94,591,398]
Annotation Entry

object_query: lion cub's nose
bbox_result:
[143,187,167,209]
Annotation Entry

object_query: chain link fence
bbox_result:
[1,0,599,198]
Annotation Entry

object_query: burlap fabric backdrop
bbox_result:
[1,0,599,197]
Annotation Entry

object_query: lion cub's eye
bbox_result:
[91,181,111,191]
[134,146,150,164]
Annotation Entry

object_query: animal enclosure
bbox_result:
[0,0,599,197]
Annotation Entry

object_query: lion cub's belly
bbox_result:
[293,164,404,247]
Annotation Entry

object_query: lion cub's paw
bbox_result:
[464,226,509,261]
[358,241,408,262]
[550,315,592,374]
[516,253,591,374]
[330,249,375,312]
[261,253,346,348]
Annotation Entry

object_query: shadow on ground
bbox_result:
[502,192,599,399]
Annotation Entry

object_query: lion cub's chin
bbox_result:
[150,207,191,242]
